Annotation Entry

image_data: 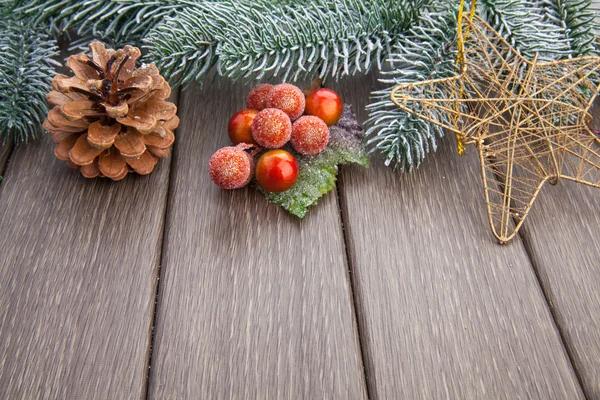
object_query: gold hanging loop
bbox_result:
[453,0,477,155]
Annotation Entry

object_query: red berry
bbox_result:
[291,116,329,155]
[251,108,292,149]
[246,84,273,111]
[209,145,254,189]
[266,83,305,120]
[256,149,299,192]
[228,109,258,145]
[305,88,343,126]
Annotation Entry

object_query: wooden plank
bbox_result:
[147,78,367,399]
[331,73,585,399]
[0,93,178,399]
[517,101,600,398]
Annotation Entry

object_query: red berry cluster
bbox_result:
[209,83,343,193]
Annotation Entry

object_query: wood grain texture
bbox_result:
[147,77,367,399]
[0,93,178,399]
[331,73,584,399]
[517,100,600,399]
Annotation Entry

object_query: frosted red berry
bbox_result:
[266,83,305,120]
[228,109,258,145]
[305,88,343,126]
[251,108,292,149]
[291,116,330,155]
[209,145,254,189]
[256,149,299,192]
[246,84,273,111]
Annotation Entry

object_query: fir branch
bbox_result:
[0,18,59,143]
[145,0,427,85]
[20,0,424,85]
[17,0,302,46]
[366,0,598,171]
[143,1,277,87]
[365,11,458,171]
[217,0,422,82]
[478,0,573,61]
[535,0,596,56]
[16,0,191,45]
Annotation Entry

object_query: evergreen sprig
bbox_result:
[2,0,431,141]
[217,1,422,82]
[145,0,427,86]
[16,0,189,46]
[143,1,273,87]
[365,11,458,171]
[19,0,429,84]
[0,17,59,143]
[536,0,597,56]
[1,0,598,167]
[365,0,599,171]
[479,0,573,60]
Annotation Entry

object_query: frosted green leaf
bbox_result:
[261,105,368,218]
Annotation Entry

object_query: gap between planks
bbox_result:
[512,97,600,399]
[335,182,373,400]
[142,86,182,400]
[328,72,582,399]
[146,76,367,399]
[482,118,590,398]
[517,231,591,400]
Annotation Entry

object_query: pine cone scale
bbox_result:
[69,133,104,166]
[116,112,156,134]
[163,115,179,131]
[46,91,83,106]
[54,134,79,160]
[121,75,153,91]
[61,99,104,120]
[98,147,127,179]
[114,128,146,158]
[102,101,129,119]
[146,146,170,158]
[43,42,178,180]
[109,46,140,82]
[87,121,120,149]
[89,42,113,69]
[54,75,92,95]
[140,101,177,121]
[50,129,78,144]
[125,150,158,175]
[142,129,174,149]
[81,160,101,178]
[47,107,90,129]
[66,54,103,81]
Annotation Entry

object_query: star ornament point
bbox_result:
[391,16,600,243]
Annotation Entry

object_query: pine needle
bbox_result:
[0,17,59,143]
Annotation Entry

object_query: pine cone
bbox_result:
[43,42,178,180]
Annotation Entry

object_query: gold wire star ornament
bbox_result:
[390,12,600,243]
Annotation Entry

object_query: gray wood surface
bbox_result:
[517,103,600,399]
[331,73,585,399]
[0,93,178,399]
[147,78,367,399]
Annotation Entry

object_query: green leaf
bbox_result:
[261,105,369,218]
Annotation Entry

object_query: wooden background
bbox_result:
[1,35,600,400]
